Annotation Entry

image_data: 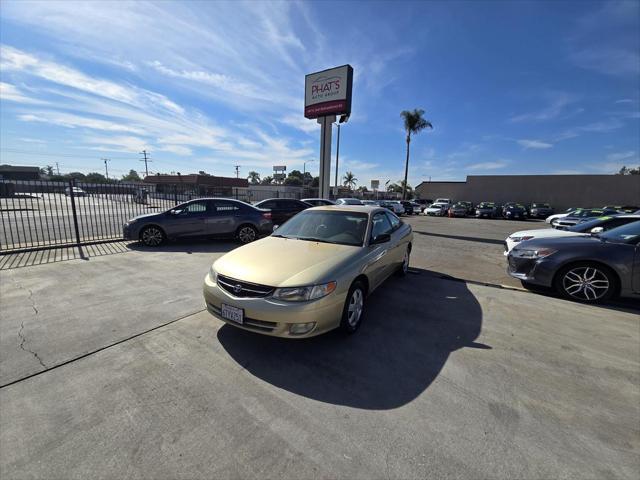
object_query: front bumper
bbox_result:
[506,255,555,287]
[203,273,346,338]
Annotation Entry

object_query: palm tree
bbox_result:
[343,171,357,190]
[247,171,260,184]
[260,175,273,185]
[400,109,432,200]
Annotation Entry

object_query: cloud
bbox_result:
[615,98,634,104]
[18,111,147,135]
[517,139,553,149]
[0,82,47,104]
[606,150,637,162]
[509,92,579,123]
[568,2,640,77]
[280,114,319,134]
[466,160,510,171]
[555,118,625,141]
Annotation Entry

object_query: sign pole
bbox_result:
[317,115,336,199]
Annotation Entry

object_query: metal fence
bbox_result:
[0,180,298,252]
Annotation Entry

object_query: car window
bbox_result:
[258,200,277,209]
[183,201,208,214]
[211,200,240,213]
[276,199,298,209]
[371,212,393,240]
[272,210,368,246]
[598,221,640,244]
[385,212,401,230]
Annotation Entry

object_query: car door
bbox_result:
[634,241,640,293]
[163,200,211,238]
[385,212,406,268]
[207,200,241,237]
[276,199,303,224]
[367,212,395,289]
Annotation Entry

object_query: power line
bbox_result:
[139,150,151,178]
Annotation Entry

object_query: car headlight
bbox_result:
[209,265,217,282]
[513,248,556,259]
[509,235,534,243]
[476,210,480,214]
[273,281,337,302]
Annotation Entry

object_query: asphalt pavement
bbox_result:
[0,218,638,479]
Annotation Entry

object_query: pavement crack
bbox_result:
[18,320,46,369]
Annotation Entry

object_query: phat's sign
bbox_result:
[304,65,353,119]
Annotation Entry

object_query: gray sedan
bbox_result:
[508,221,640,302]
[123,198,273,246]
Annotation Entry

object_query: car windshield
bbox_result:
[597,221,640,244]
[339,199,363,205]
[567,217,610,232]
[272,210,368,246]
[532,203,549,208]
[576,209,603,217]
[478,203,494,208]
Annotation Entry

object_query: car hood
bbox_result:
[513,235,602,251]
[213,236,360,287]
[129,212,164,222]
[509,228,582,239]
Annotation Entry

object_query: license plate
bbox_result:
[221,303,243,324]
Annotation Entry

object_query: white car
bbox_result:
[335,198,364,206]
[434,198,452,207]
[424,202,448,216]
[504,214,640,254]
[545,208,576,224]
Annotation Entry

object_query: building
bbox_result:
[415,174,640,211]
[0,165,41,181]
[144,173,248,196]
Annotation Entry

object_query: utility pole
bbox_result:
[102,158,110,179]
[234,165,240,179]
[55,162,60,175]
[139,150,151,178]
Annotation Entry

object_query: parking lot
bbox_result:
[1,215,638,479]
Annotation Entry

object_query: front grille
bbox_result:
[217,274,275,298]
[207,303,277,332]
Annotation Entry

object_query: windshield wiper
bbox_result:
[295,236,336,244]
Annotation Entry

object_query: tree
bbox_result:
[284,169,304,186]
[343,171,357,190]
[618,165,640,175]
[356,185,368,194]
[247,171,261,184]
[260,176,274,185]
[400,109,432,199]
[40,165,54,176]
[85,172,108,183]
[122,169,141,182]
[311,176,319,187]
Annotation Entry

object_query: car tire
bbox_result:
[236,224,258,244]
[553,262,617,303]
[140,225,165,247]
[396,246,410,277]
[339,281,366,334]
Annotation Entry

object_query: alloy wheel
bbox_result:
[561,266,610,301]
[238,226,257,243]
[347,288,364,327]
[142,227,163,246]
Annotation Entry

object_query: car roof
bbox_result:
[307,205,384,214]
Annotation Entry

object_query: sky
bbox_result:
[0,0,639,187]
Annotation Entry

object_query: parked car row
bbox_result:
[506,219,640,304]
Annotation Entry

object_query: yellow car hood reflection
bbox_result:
[213,236,359,287]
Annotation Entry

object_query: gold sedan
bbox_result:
[203,205,413,338]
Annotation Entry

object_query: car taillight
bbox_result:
[263,212,272,219]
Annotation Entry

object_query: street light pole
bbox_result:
[102,158,110,179]
[303,159,315,186]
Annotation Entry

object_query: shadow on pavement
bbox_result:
[413,230,506,246]
[217,268,486,410]
[0,241,132,270]
[126,238,240,254]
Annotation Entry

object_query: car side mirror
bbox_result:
[590,226,604,234]
[371,233,391,245]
